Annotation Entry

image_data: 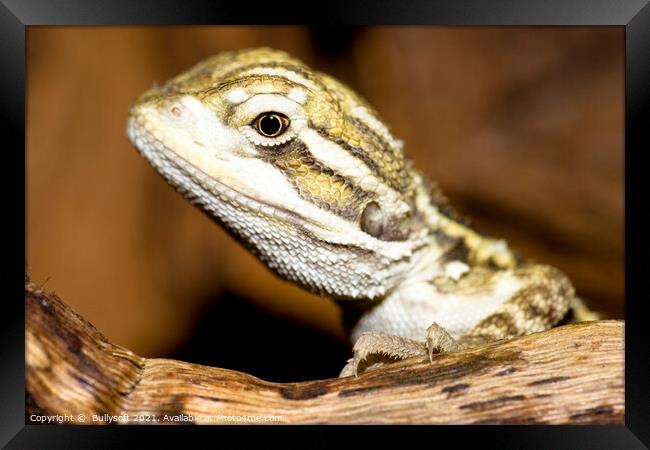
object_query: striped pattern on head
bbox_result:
[127,48,439,299]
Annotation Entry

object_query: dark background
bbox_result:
[26,26,623,381]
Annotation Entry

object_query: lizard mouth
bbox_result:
[127,117,314,229]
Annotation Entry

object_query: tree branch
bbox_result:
[25,280,623,424]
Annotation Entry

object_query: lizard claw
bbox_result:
[426,322,461,363]
[338,332,427,377]
[339,358,357,378]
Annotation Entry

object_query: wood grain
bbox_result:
[26,280,624,425]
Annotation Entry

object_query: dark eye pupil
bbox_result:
[259,114,282,136]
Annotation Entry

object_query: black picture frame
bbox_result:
[4,0,648,447]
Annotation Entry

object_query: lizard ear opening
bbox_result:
[360,201,385,238]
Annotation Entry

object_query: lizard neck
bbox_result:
[335,234,449,338]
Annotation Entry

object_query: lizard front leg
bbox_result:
[338,323,461,377]
[340,264,574,377]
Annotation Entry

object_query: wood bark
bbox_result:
[25,280,623,424]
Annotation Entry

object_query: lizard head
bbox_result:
[127,48,441,300]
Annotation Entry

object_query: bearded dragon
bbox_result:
[127,48,597,377]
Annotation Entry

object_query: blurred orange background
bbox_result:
[26,26,623,380]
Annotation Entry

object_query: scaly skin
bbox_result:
[127,48,596,377]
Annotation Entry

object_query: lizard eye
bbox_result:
[252,112,290,137]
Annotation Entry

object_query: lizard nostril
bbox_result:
[170,105,183,117]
